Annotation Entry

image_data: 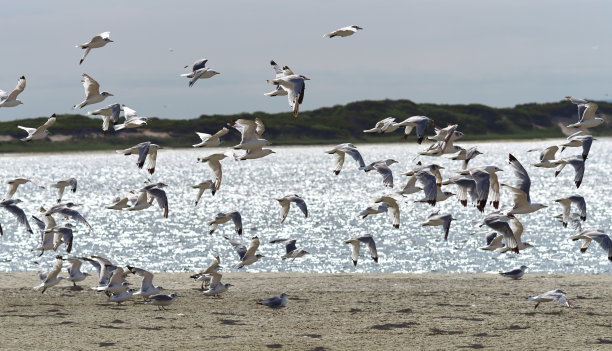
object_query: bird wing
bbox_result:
[244,236,260,259]
[191,58,208,72]
[7,76,26,101]
[229,212,242,235]
[231,119,258,143]
[442,215,453,240]
[254,118,265,136]
[136,142,151,169]
[35,115,57,134]
[208,271,222,288]
[129,266,154,290]
[329,150,345,174]
[82,73,101,98]
[374,164,394,187]
[107,267,125,286]
[45,257,63,282]
[278,199,290,224]
[470,170,490,211]
[540,146,559,162]
[343,147,366,168]
[501,184,529,209]
[122,106,138,121]
[508,154,531,202]
[416,171,437,205]
[207,160,223,191]
[568,196,587,220]
[66,258,83,274]
[224,235,247,260]
[213,127,230,139]
[569,159,585,187]
[580,102,598,121]
[55,207,91,228]
[291,196,308,218]
[358,236,378,262]
[3,203,32,233]
[147,188,168,218]
[69,178,77,192]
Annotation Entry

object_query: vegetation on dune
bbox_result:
[0,99,610,152]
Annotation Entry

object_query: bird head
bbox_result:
[102,92,114,97]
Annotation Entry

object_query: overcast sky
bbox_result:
[0,1,610,121]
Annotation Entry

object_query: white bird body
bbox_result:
[325,143,366,175]
[202,272,231,297]
[4,178,43,201]
[128,266,163,298]
[73,73,113,109]
[88,103,122,135]
[566,102,603,129]
[197,153,227,191]
[344,234,378,266]
[363,117,399,134]
[114,106,147,131]
[323,25,363,38]
[265,60,293,96]
[193,127,229,147]
[117,141,160,175]
[181,59,219,87]
[528,145,559,168]
[33,256,63,293]
[502,154,547,215]
[527,289,571,309]
[224,236,264,268]
[192,180,216,205]
[420,211,454,240]
[18,114,56,142]
[267,74,309,117]
[107,289,135,304]
[50,178,77,203]
[428,125,464,142]
[76,32,113,64]
[0,76,26,108]
[65,258,89,286]
[276,194,308,223]
[395,116,430,143]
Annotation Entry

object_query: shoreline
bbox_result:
[1,272,610,350]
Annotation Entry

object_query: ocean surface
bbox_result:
[0,139,610,274]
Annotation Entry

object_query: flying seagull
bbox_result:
[224,235,264,268]
[344,234,378,266]
[208,211,242,235]
[323,25,363,38]
[18,114,56,142]
[0,199,33,235]
[325,143,366,175]
[270,238,309,260]
[526,289,571,309]
[50,178,77,203]
[276,194,308,223]
[181,58,220,87]
[117,141,160,175]
[267,71,309,117]
[192,180,216,205]
[73,73,113,109]
[76,31,113,64]
[0,76,26,108]
[193,127,229,147]
[88,103,122,135]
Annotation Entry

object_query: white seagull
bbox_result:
[395,116,430,143]
[361,159,398,187]
[267,72,309,117]
[202,272,232,297]
[209,211,242,235]
[323,25,363,38]
[0,199,32,235]
[270,239,309,260]
[33,256,64,293]
[43,203,91,229]
[128,266,164,298]
[192,180,216,205]
[276,194,308,223]
[552,155,585,188]
[50,178,77,203]
[147,293,178,310]
[363,117,399,134]
[481,212,519,254]
[495,216,533,253]
[344,234,378,266]
[197,153,227,191]
[428,125,464,142]
[325,143,366,175]
[92,267,129,295]
[527,289,571,309]
[140,183,169,218]
[258,293,288,308]
[224,235,264,268]
[191,256,221,290]
[265,60,293,96]
[499,265,528,279]
[192,127,229,147]
[4,178,44,201]
[528,145,559,168]
[88,103,122,135]
[569,229,612,261]
[450,146,483,170]
[0,76,26,108]
[76,32,113,64]
[117,141,160,175]
[107,289,135,304]
[181,58,220,87]
[555,195,587,227]
[73,73,113,109]
[566,101,603,129]
[560,131,594,160]
[65,257,89,287]
[420,211,454,241]
[18,114,56,142]
[113,106,148,132]
[501,154,547,215]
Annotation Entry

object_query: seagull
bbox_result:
[181,59,220,87]
[107,289,135,304]
[73,73,113,109]
[569,229,612,261]
[418,125,463,156]
[481,212,519,254]
[113,106,148,131]
[555,195,587,227]
[499,265,528,279]
[33,256,63,293]
[82,255,119,287]
[0,199,32,235]
[449,146,483,170]
[192,180,216,205]
[495,216,533,253]
[193,127,229,147]
[125,190,153,212]
[469,169,492,213]
[442,175,476,207]
[323,25,363,38]
[402,163,445,186]
[360,159,398,187]
[551,155,585,188]
[427,125,464,142]
[31,217,55,256]
[526,289,571,309]
[420,211,454,240]
[43,203,91,229]
[414,170,440,206]
[65,257,89,287]
[359,202,389,219]
[258,293,287,308]
[76,32,113,64]
[46,223,74,253]
[394,116,430,143]
[202,272,232,297]
[147,293,178,310]
[190,256,221,290]
[265,60,296,97]
[18,114,56,142]
[276,194,308,223]
[396,172,423,196]
[363,117,399,134]
[478,232,504,251]
[88,103,122,135]
[140,183,168,218]
[560,131,594,160]
[375,195,400,228]
[267,72,309,117]
[325,143,366,175]
[528,145,559,168]
[209,211,242,235]
[224,235,264,268]
[106,195,132,210]
[566,102,603,129]
[0,76,26,108]
[92,267,129,294]
[128,266,164,299]
[233,147,276,161]
[565,96,588,121]
[270,239,309,260]
[344,234,378,266]
[117,141,160,175]
[197,153,227,191]
[501,154,547,215]
[50,178,77,203]
[227,118,271,156]
[4,178,44,201]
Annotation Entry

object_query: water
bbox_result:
[1,139,611,274]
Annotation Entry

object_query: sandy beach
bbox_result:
[0,273,610,350]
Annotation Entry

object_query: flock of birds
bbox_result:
[0,26,610,311]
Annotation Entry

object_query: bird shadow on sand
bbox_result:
[218,319,247,326]
[427,327,464,336]
[371,322,418,331]
[457,344,485,349]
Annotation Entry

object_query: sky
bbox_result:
[0,0,610,121]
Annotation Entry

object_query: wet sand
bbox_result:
[0,272,610,350]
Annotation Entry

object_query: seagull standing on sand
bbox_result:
[344,234,378,266]
[267,72,309,117]
[224,236,264,268]
[325,143,366,175]
[323,25,363,38]
[113,106,148,132]
[193,127,229,147]
[270,239,309,260]
[499,265,528,279]
[18,114,56,142]
[33,256,63,293]
[117,141,160,175]
[527,289,571,309]
[147,293,178,310]
[0,76,26,108]
[258,293,288,308]
[73,73,113,109]
[502,154,547,215]
[569,229,612,261]
[181,59,220,87]
[276,195,308,223]
[197,153,227,191]
[192,180,216,205]
[88,103,122,135]
[209,211,242,235]
[420,211,454,241]
[128,266,164,299]
[0,199,32,235]
[76,32,113,64]
[50,178,77,203]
